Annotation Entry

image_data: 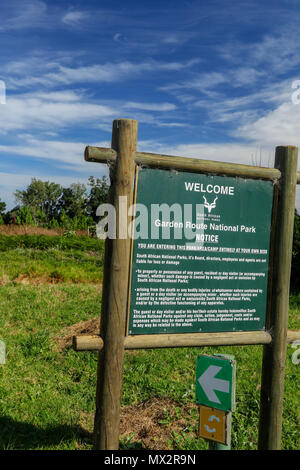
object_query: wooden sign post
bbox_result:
[73,119,300,451]
[93,119,138,450]
[258,146,298,450]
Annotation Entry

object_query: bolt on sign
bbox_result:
[198,406,231,445]
[127,167,274,335]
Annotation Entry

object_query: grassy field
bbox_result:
[0,248,103,284]
[0,246,299,450]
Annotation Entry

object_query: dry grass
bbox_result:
[55,317,100,351]
[77,398,198,450]
[0,224,88,237]
[120,398,197,449]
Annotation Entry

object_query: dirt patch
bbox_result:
[121,398,197,449]
[3,274,102,286]
[13,274,57,285]
[0,225,89,237]
[56,317,100,351]
[56,317,198,449]
[3,274,64,285]
[57,320,199,449]
[78,398,198,450]
[0,275,10,285]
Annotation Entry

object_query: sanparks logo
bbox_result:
[184,181,235,214]
[203,195,218,214]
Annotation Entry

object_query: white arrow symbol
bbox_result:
[208,415,220,423]
[198,365,230,404]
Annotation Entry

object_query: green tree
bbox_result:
[59,209,69,228]
[58,183,88,219]
[0,198,6,216]
[48,217,60,229]
[3,206,19,225]
[0,198,6,225]
[15,178,62,224]
[87,176,109,220]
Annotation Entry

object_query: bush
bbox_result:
[16,206,35,226]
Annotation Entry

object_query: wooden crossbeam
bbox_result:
[85,146,281,181]
[73,329,300,351]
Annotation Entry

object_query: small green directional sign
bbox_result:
[196,355,235,412]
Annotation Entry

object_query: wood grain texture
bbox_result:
[93,119,138,450]
[259,145,298,450]
[84,146,281,181]
[73,330,273,350]
[73,334,104,351]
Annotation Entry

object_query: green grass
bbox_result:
[0,283,100,450]
[0,248,103,283]
[0,248,299,450]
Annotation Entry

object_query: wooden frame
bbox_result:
[75,119,299,451]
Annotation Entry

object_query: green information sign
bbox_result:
[196,355,235,411]
[127,167,274,335]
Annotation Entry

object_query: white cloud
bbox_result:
[3,56,199,90]
[0,136,110,170]
[140,141,266,166]
[113,33,122,42]
[234,100,300,147]
[155,122,188,128]
[0,89,186,134]
[0,0,47,32]
[219,22,300,78]
[62,11,88,26]
[123,102,176,112]
[47,58,200,84]
[160,72,227,94]
[233,67,266,87]
[160,33,197,46]
[0,91,115,133]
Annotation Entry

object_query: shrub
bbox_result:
[16,206,35,226]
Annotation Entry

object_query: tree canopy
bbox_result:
[2,176,110,230]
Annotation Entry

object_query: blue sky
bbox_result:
[1,0,300,209]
